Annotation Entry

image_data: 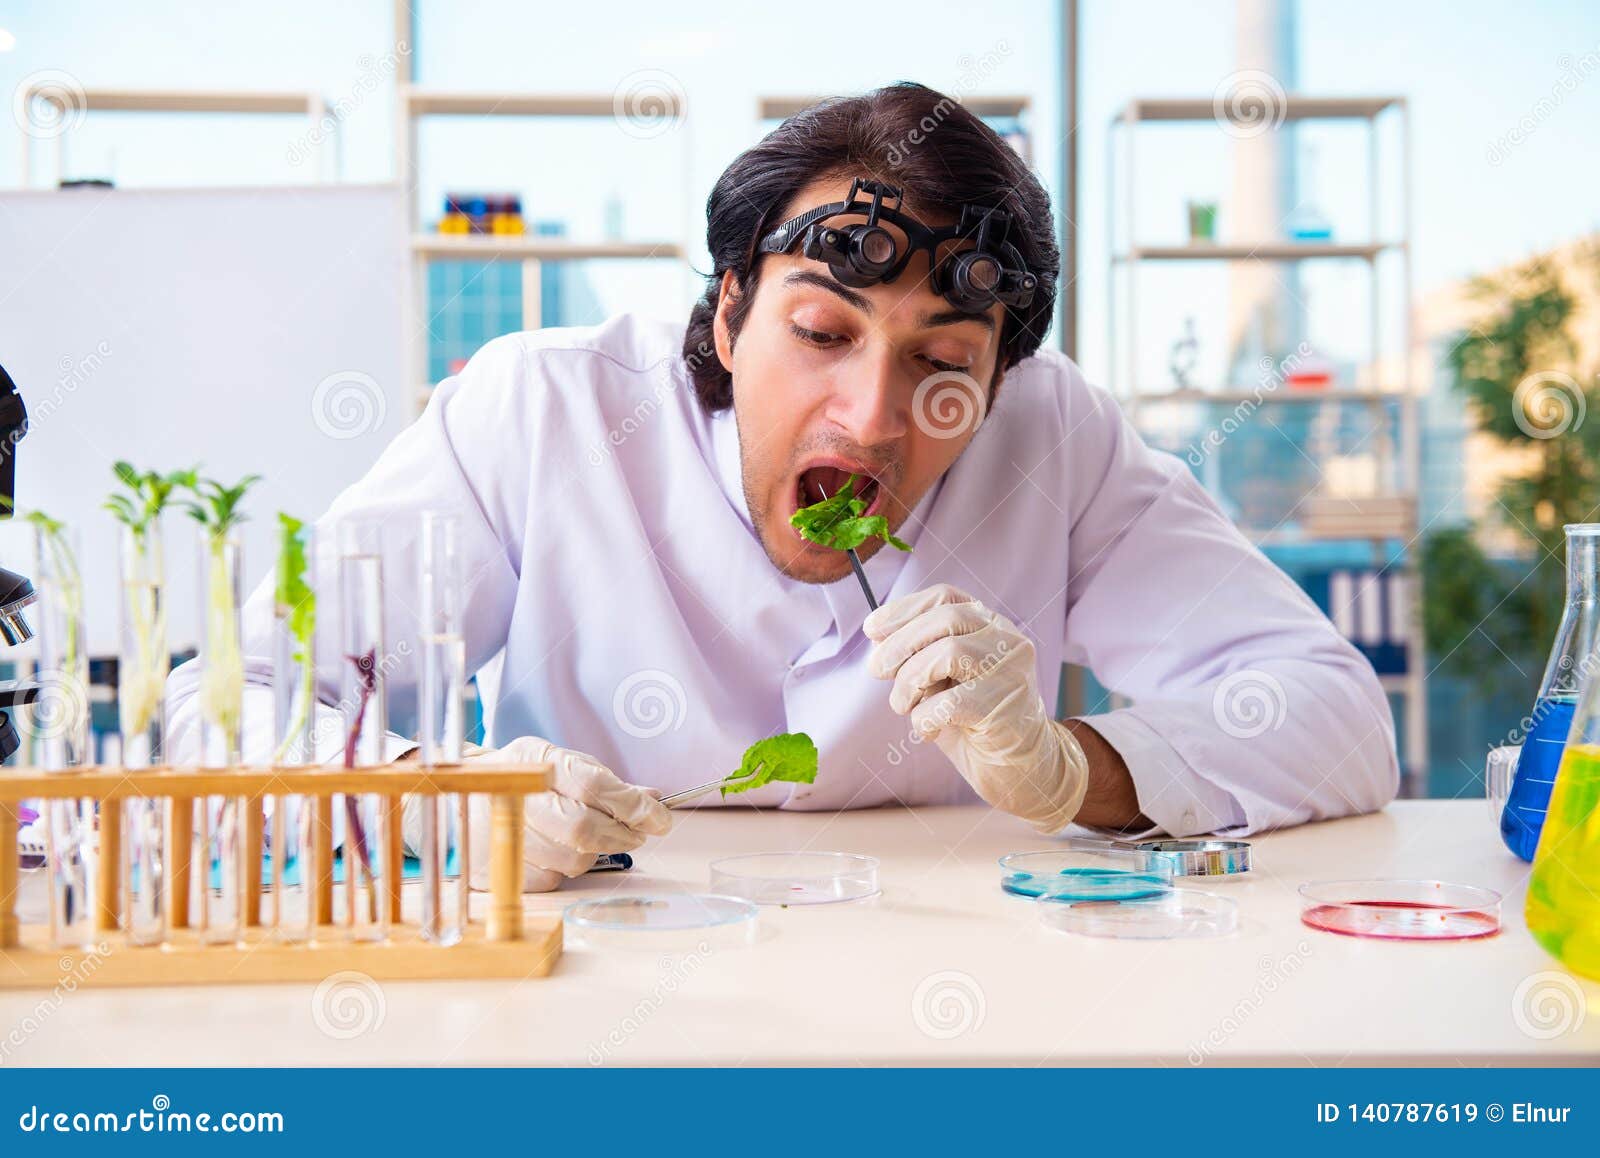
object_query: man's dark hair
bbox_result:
[682,81,1059,412]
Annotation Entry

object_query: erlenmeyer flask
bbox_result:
[1526,653,1600,979]
[1501,524,1600,861]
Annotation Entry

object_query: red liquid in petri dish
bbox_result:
[1301,899,1500,941]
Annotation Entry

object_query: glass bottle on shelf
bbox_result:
[1501,524,1600,861]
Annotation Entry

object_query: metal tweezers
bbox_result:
[658,763,765,809]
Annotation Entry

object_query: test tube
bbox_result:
[118,521,168,946]
[196,529,245,943]
[418,511,466,945]
[271,517,318,941]
[338,518,389,941]
[33,521,96,950]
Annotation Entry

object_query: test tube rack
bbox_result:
[0,761,561,988]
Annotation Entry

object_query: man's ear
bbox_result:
[712,270,741,375]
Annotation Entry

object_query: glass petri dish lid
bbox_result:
[1000,843,1174,903]
[563,892,759,949]
[709,851,879,905]
[1299,879,1502,941]
[1039,889,1238,940]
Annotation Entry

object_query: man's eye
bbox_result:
[790,323,844,348]
[924,355,971,374]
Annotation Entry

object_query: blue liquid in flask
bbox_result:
[1501,695,1577,862]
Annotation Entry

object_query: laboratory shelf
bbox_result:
[400,90,680,118]
[1114,95,1402,124]
[1113,242,1399,263]
[1107,91,1425,779]
[1128,387,1407,406]
[410,235,685,262]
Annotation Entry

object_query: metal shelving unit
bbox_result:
[16,86,335,185]
[1106,94,1426,780]
[394,7,692,414]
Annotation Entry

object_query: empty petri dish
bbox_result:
[1039,890,1238,940]
[1299,879,1502,941]
[709,851,879,905]
[1000,844,1173,903]
[563,893,758,949]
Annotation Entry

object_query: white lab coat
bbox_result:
[166,313,1398,837]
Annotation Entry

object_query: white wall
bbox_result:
[0,183,407,653]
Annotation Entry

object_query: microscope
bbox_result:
[0,360,39,762]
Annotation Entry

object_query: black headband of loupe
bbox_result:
[755,177,1037,313]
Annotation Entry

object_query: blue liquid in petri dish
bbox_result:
[1002,866,1170,903]
[1501,695,1577,862]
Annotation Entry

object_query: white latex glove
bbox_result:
[403,736,672,893]
[864,584,1090,834]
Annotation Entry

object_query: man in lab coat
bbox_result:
[169,82,1398,890]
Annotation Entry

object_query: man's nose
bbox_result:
[825,348,908,447]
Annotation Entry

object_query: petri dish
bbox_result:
[1000,844,1173,903]
[1299,879,1502,941]
[1137,839,1251,879]
[563,892,758,949]
[709,852,879,905]
[1039,890,1238,940]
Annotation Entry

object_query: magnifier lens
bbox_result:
[964,254,1001,291]
[858,227,896,268]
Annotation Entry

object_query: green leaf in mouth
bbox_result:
[789,473,911,553]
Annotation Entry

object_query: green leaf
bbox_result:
[274,512,316,652]
[179,471,261,536]
[788,474,912,553]
[721,732,819,796]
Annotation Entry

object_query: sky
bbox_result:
[2,0,1598,385]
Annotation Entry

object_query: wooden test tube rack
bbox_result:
[0,762,561,988]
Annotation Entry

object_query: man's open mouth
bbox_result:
[791,460,885,535]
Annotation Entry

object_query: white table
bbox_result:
[4,800,1597,1065]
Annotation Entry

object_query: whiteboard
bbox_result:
[0,184,408,653]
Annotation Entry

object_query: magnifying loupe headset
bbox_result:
[755,177,1038,314]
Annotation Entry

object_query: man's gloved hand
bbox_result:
[404,736,672,893]
[865,584,1090,833]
